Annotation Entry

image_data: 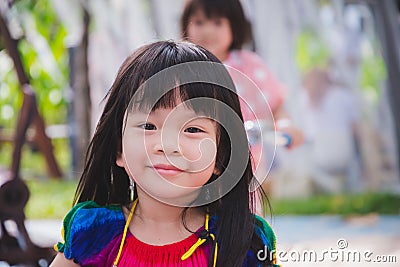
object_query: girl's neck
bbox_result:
[136,195,182,223]
[133,189,204,227]
[216,50,230,62]
[127,190,205,245]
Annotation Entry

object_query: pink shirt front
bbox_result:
[117,231,210,267]
[224,50,286,122]
[224,50,286,174]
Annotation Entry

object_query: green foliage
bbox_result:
[0,0,70,177]
[295,29,330,74]
[0,138,71,178]
[270,192,400,215]
[25,178,77,219]
[294,23,387,105]
[0,54,21,130]
[359,50,387,104]
[0,0,69,128]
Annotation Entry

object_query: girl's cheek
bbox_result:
[180,139,201,161]
[182,138,217,169]
[189,24,205,39]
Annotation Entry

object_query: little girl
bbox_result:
[50,41,279,267]
[181,0,304,184]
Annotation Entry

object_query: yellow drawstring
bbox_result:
[113,199,138,267]
[113,200,217,267]
[181,238,207,259]
[181,214,218,267]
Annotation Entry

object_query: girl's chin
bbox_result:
[141,187,202,206]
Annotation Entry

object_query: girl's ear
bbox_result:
[213,167,221,176]
[116,154,125,167]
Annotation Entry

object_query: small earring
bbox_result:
[129,179,135,202]
[213,168,221,176]
[205,188,211,201]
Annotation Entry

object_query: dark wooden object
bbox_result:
[0,7,59,266]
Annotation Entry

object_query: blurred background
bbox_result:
[0,0,399,266]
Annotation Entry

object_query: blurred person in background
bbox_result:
[301,67,362,193]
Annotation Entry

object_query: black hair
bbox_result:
[180,0,253,50]
[73,40,271,266]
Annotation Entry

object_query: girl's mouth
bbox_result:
[152,164,184,176]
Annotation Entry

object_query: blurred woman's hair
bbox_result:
[181,0,253,50]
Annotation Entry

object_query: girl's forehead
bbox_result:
[190,6,227,19]
[151,104,196,115]
[129,99,204,117]
[131,104,205,118]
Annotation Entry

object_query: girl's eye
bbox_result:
[193,19,204,26]
[214,19,223,26]
[140,123,156,130]
[185,127,204,133]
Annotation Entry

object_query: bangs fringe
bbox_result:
[128,82,221,120]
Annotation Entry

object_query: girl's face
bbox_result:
[117,101,218,205]
[186,9,233,61]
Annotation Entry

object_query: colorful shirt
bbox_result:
[55,201,279,266]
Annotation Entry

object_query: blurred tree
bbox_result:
[295,28,330,73]
[375,0,400,176]
[0,0,67,178]
[346,0,400,182]
[38,0,92,176]
[68,6,91,175]
[0,0,69,128]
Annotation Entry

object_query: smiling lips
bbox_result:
[153,164,184,176]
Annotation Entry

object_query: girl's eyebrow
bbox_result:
[127,110,150,116]
[188,117,214,122]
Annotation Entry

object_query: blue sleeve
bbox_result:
[54,201,125,263]
[252,214,280,267]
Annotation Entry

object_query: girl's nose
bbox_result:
[202,23,213,35]
[153,131,180,155]
[153,142,180,155]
